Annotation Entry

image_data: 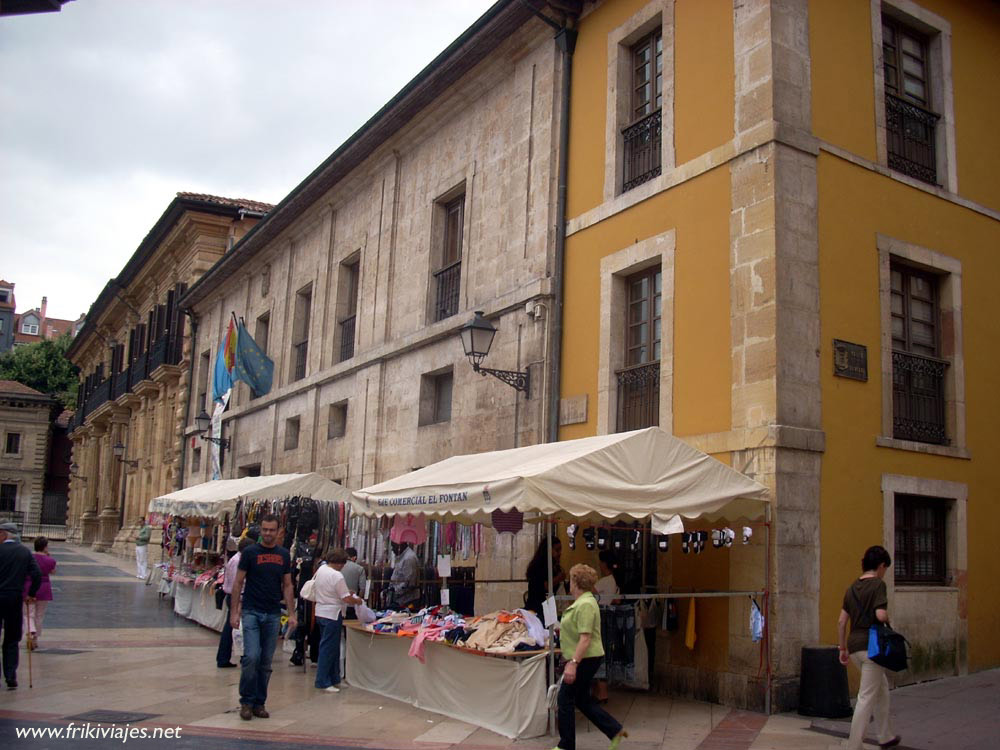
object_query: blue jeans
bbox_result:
[239,609,281,707]
[314,615,343,689]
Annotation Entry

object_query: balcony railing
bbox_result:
[112,365,132,400]
[84,377,111,416]
[616,361,660,432]
[293,341,308,381]
[892,350,948,445]
[433,261,461,322]
[622,109,662,192]
[148,335,169,371]
[339,315,356,363]
[885,94,939,186]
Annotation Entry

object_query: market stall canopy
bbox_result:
[352,428,769,532]
[149,473,355,519]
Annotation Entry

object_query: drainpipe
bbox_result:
[176,309,198,490]
[547,17,577,445]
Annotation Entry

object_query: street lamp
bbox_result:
[458,311,530,395]
[195,409,231,451]
[112,442,139,469]
[69,462,88,481]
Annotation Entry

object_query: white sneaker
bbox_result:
[324,686,340,693]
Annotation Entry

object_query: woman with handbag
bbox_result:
[837,545,901,750]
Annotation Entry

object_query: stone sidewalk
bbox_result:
[3,542,991,749]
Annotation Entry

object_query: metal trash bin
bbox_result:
[798,645,852,718]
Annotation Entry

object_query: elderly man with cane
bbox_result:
[0,522,41,690]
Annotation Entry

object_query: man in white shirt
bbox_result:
[313,549,362,693]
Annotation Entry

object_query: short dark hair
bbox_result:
[260,513,279,527]
[326,548,348,565]
[34,536,48,552]
[861,545,892,572]
[345,547,358,558]
[238,537,254,552]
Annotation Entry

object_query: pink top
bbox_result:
[24,553,56,601]
[223,552,241,594]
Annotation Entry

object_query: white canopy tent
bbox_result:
[149,472,356,519]
[352,427,769,529]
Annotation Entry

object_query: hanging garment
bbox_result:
[491,509,524,534]
[684,598,697,650]
[390,513,428,545]
[750,598,764,643]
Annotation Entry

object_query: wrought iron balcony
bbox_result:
[339,315,356,363]
[892,350,948,445]
[111,366,132,400]
[131,351,149,384]
[433,260,461,322]
[148,335,169,372]
[616,361,660,432]
[622,109,662,192]
[84,377,111,415]
[885,94,939,186]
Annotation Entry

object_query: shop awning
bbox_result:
[352,427,769,531]
[149,472,355,519]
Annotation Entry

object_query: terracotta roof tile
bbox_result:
[176,192,274,214]
[56,409,74,427]
[0,380,46,396]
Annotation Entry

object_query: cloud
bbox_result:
[0,0,496,318]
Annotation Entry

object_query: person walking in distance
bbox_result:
[217,537,252,669]
[23,536,56,650]
[0,522,41,690]
[135,517,151,580]
[837,545,901,750]
[229,514,297,720]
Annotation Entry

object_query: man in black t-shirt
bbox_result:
[230,514,296,721]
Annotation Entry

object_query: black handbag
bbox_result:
[868,623,909,672]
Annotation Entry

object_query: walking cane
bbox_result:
[25,600,34,689]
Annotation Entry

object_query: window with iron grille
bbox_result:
[0,484,16,512]
[894,494,947,584]
[4,432,21,455]
[291,285,312,382]
[882,16,938,184]
[191,447,201,474]
[622,29,662,192]
[891,262,947,444]
[616,266,661,432]
[433,196,464,322]
[339,260,359,362]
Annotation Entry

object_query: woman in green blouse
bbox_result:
[552,564,626,750]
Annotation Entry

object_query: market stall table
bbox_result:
[344,621,551,739]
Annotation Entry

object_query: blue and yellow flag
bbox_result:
[233,322,274,397]
[211,319,236,404]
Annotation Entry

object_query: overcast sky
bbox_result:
[0,0,496,321]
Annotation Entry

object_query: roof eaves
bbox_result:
[180,0,532,311]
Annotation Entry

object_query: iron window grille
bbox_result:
[894,494,947,584]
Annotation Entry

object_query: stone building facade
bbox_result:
[559,0,1000,711]
[0,380,57,531]
[66,194,270,554]
[180,2,567,612]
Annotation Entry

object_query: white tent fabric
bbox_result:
[149,473,354,519]
[352,428,769,530]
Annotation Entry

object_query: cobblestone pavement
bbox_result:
[3,542,994,749]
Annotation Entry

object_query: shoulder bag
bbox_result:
[851,586,909,672]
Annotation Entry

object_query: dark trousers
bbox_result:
[0,593,23,684]
[557,656,622,750]
[216,595,233,666]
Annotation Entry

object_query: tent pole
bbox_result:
[765,501,772,715]
[546,517,555,736]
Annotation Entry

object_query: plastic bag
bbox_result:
[356,603,377,624]
[232,628,244,659]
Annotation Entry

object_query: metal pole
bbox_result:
[546,517,555,735]
[764,502,772,715]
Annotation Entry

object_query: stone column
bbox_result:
[94,418,122,552]
[80,423,104,545]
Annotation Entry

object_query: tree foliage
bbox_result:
[0,333,79,409]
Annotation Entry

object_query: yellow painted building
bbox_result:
[559,0,999,711]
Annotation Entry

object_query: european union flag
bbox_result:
[233,322,274,397]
